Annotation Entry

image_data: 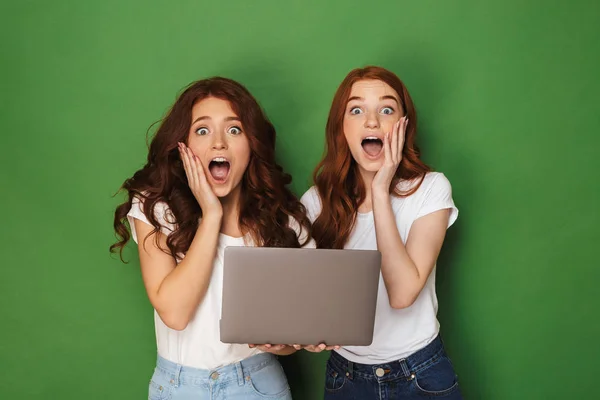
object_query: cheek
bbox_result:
[381,117,399,133]
[233,140,251,168]
[187,134,207,154]
[343,118,361,141]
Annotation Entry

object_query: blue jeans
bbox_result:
[324,335,462,399]
[148,352,292,400]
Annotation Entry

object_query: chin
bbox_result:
[356,157,384,173]
[210,185,232,198]
[211,179,243,199]
[213,188,231,198]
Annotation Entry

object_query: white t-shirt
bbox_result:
[301,172,458,364]
[127,197,312,369]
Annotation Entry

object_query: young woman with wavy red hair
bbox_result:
[301,66,463,399]
[111,77,311,399]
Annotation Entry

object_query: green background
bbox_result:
[2,0,598,399]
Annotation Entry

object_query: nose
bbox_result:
[211,131,227,150]
[364,111,380,129]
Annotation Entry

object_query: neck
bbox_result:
[219,185,243,238]
[357,166,375,213]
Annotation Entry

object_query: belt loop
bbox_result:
[235,362,245,386]
[399,359,411,378]
[346,360,354,379]
[173,363,182,387]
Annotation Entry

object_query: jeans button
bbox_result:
[210,372,219,380]
[375,368,385,377]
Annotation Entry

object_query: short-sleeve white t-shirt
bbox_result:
[127,197,313,369]
[300,172,458,364]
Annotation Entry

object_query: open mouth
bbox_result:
[208,157,230,183]
[361,136,383,157]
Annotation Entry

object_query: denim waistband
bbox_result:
[153,352,277,387]
[329,335,446,382]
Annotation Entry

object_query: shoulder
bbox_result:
[396,172,452,198]
[300,186,320,205]
[128,194,177,237]
[300,186,322,221]
[396,172,458,226]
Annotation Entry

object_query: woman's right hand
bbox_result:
[178,142,222,217]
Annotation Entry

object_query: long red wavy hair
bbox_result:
[111,77,311,260]
[312,66,431,249]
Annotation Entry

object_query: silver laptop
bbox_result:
[220,247,381,346]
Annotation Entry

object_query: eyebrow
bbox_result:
[191,116,241,124]
[347,95,400,105]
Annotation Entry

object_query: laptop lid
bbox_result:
[220,247,381,346]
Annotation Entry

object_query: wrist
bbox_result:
[199,211,222,227]
[372,186,391,200]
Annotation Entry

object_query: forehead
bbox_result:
[349,79,398,99]
[191,96,237,118]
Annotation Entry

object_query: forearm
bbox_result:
[372,190,421,308]
[155,214,222,329]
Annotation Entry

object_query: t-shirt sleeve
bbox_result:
[126,196,174,244]
[287,215,316,249]
[300,186,322,223]
[415,173,459,228]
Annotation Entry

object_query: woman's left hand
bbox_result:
[372,116,408,194]
[248,344,289,353]
[294,343,340,352]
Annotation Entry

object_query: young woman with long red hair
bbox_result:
[301,66,463,399]
[111,77,311,399]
